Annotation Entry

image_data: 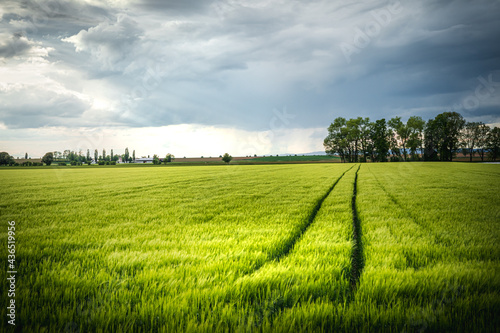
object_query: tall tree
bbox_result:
[0,152,14,165]
[324,117,349,163]
[407,116,425,161]
[124,148,130,163]
[25,152,28,159]
[165,153,174,163]
[477,123,490,162]
[435,112,465,161]
[461,122,482,162]
[42,152,54,166]
[102,149,106,162]
[111,149,114,161]
[86,149,91,162]
[132,150,136,162]
[372,119,390,162]
[152,154,160,165]
[346,117,362,162]
[487,127,500,161]
[66,151,76,162]
[388,116,410,161]
[359,118,372,162]
[94,149,98,163]
[424,118,439,161]
[388,133,401,161]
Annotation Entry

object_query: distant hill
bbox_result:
[298,151,328,156]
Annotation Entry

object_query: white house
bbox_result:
[134,157,163,163]
[134,158,153,163]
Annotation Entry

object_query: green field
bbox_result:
[243,155,341,162]
[1,163,499,332]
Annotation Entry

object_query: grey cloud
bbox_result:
[0,33,34,58]
[62,14,144,71]
[132,0,215,15]
[1,0,112,39]
[105,0,500,129]
[1,0,500,131]
[0,85,91,128]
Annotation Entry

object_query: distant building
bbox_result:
[134,158,154,163]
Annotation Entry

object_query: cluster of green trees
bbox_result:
[324,115,425,162]
[51,148,136,164]
[0,148,139,166]
[0,152,16,166]
[151,153,175,165]
[0,152,43,166]
[324,112,500,162]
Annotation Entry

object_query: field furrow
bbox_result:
[254,164,355,268]
[348,163,500,331]
[349,165,364,290]
[0,164,353,331]
[216,165,359,331]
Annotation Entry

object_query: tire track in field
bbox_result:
[349,165,364,290]
[249,164,355,274]
[231,165,356,328]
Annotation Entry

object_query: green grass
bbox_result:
[351,163,500,331]
[0,163,498,332]
[243,155,340,162]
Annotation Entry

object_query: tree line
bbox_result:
[323,112,500,162]
[0,149,184,166]
[0,148,137,166]
[50,148,137,164]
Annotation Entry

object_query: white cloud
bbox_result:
[62,14,144,71]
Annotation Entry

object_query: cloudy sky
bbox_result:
[1,0,499,158]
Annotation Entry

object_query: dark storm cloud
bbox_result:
[132,0,215,15]
[293,0,500,127]
[1,0,111,38]
[0,0,499,130]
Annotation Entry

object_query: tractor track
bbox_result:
[248,164,356,274]
[349,165,364,290]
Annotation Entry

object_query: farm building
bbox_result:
[134,158,154,163]
[134,157,163,163]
